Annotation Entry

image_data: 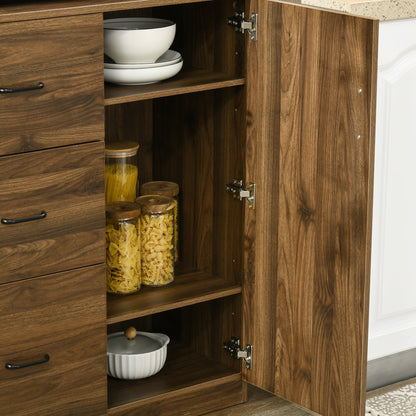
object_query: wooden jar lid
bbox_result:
[105,141,140,157]
[140,181,179,198]
[135,195,175,214]
[106,202,141,220]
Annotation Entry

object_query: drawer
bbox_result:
[0,264,107,416]
[0,14,103,156]
[0,142,105,284]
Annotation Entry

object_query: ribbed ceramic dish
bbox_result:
[107,331,170,380]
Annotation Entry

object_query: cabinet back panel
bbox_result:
[105,101,154,185]
[153,89,244,282]
[104,0,242,76]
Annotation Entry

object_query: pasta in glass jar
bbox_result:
[135,195,175,286]
[106,202,141,295]
[140,181,179,262]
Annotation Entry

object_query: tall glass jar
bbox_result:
[105,141,139,203]
[140,181,179,262]
[135,195,175,286]
[106,202,141,295]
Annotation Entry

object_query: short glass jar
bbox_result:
[106,202,141,295]
[140,181,179,262]
[105,141,139,203]
[135,195,175,286]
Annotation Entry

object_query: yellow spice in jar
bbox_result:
[105,163,138,203]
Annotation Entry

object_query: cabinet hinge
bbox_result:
[224,337,252,370]
[226,179,255,209]
[227,11,258,41]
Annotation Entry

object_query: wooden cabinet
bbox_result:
[0,265,107,416]
[0,1,378,416]
[0,11,107,416]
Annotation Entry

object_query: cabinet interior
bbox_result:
[104,0,248,411]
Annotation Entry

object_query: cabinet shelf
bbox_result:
[107,271,242,324]
[104,70,245,105]
[107,343,241,413]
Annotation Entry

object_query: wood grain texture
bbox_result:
[243,3,378,416]
[105,101,154,185]
[107,271,241,323]
[0,14,103,156]
[107,343,242,413]
[0,0,212,23]
[105,72,245,105]
[0,142,105,283]
[183,296,242,371]
[0,264,107,416]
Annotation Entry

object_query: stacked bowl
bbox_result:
[104,18,183,85]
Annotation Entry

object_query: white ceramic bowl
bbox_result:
[104,18,176,64]
[104,59,183,85]
[107,331,170,380]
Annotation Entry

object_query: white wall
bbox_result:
[368,18,416,361]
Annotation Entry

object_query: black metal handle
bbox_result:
[1,210,47,225]
[0,82,44,94]
[5,354,49,370]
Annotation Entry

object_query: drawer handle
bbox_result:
[5,354,50,370]
[0,82,44,94]
[1,210,47,225]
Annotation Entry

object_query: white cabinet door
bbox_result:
[369,18,416,360]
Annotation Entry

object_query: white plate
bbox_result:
[104,59,183,85]
[104,50,181,69]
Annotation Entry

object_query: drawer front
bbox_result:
[0,264,107,416]
[0,142,105,284]
[0,14,103,156]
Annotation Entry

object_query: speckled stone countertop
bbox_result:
[276,0,416,20]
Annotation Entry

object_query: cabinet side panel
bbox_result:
[243,3,377,416]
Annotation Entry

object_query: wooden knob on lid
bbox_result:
[124,326,137,340]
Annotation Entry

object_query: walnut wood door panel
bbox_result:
[243,3,377,416]
[0,13,103,156]
[0,142,105,284]
[0,264,106,416]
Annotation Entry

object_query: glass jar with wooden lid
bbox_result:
[135,195,175,286]
[105,141,139,203]
[140,181,179,262]
[106,202,141,295]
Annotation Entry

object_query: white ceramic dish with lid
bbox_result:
[104,17,176,64]
[107,327,170,380]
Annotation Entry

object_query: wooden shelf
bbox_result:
[107,271,242,324]
[104,70,245,105]
[107,343,241,413]
[0,0,212,23]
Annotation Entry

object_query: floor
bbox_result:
[207,377,416,416]
[205,385,313,416]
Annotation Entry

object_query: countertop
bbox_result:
[275,0,416,21]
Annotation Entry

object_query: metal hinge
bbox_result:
[224,337,253,370]
[227,11,258,41]
[226,179,255,209]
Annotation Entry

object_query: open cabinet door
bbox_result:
[242,2,378,415]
